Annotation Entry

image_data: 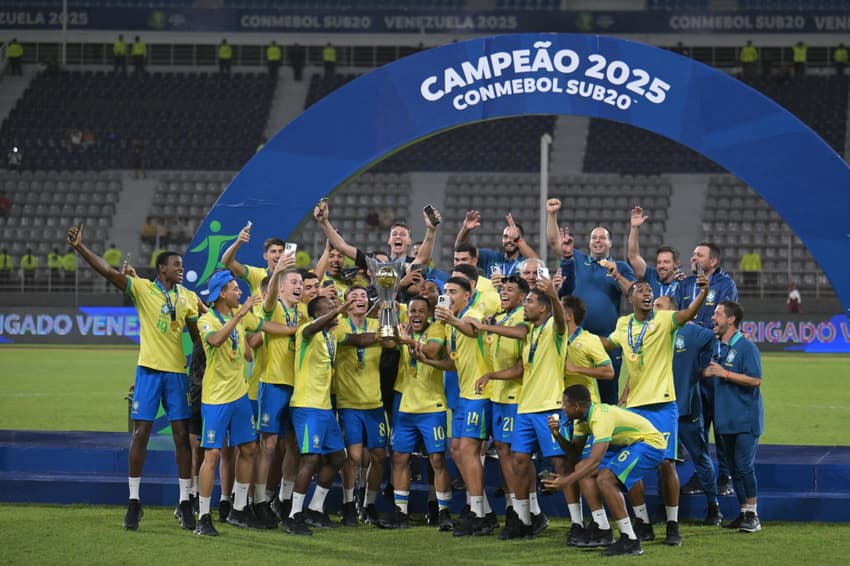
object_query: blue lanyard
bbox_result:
[658,280,678,297]
[410,330,426,368]
[280,300,299,350]
[714,331,742,363]
[501,257,520,276]
[527,316,550,365]
[322,329,335,369]
[348,317,367,368]
[212,308,239,356]
[154,278,177,323]
[627,311,653,355]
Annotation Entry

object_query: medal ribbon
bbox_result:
[212,308,238,357]
[627,311,654,356]
[322,329,336,369]
[527,316,550,365]
[280,300,298,349]
[348,317,367,368]
[154,279,177,324]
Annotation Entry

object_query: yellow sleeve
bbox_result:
[585,334,612,367]
[183,289,199,321]
[242,311,263,333]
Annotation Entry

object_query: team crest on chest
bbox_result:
[675,335,685,350]
[725,349,736,364]
[161,304,171,315]
[706,290,716,305]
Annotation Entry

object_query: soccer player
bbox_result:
[383,296,453,530]
[299,269,320,307]
[67,224,200,531]
[454,210,538,277]
[220,221,285,298]
[654,295,722,526]
[435,276,494,536]
[704,301,764,533]
[604,276,709,546]
[546,198,635,405]
[284,294,358,535]
[334,285,387,527]
[627,205,685,307]
[476,277,569,540]
[195,271,265,536]
[542,385,667,557]
[452,243,500,314]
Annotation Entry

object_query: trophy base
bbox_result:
[378,326,399,341]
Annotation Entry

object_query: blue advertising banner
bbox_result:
[0,306,140,345]
[182,34,850,319]
[2,7,850,34]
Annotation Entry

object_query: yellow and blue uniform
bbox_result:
[198,308,263,449]
[291,325,345,455]
[488,306,526,444]
[565,326,611,404]
[241,264,272,298]
[246,303,265,418]
[125,276,199,422]
[609,310,680,460]
[512,316,568,457]
[447,311,489,440]
[258,300,303,435]
[473,276,501,317]
[573,402,666,489]
[393,323,448,454]
[334,317,387,449]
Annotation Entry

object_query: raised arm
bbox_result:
[469,319,529,340]
[539,276,566,335]
[207,296,262,347]
[434,306,477,338]
[263,253,296,314]
[302,296,355,340]
[546,198,564,258]
[314,240,331,279]
[627,205,648,279]
[506,212,539,259]
[220,221,251,279]
[67,224,128,291]
[412,207,441,267]
[454,210,480,249]
[675,274,709,326]
[313,200,358,260]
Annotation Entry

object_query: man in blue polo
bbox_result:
[547,198,635,405]
[683,241,739,496]
[454,210,538,277]
[627,206,685,307]
[704,301,764,534]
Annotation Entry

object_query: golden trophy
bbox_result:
[365,255,405,341]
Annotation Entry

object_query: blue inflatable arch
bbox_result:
[184,33,850,315]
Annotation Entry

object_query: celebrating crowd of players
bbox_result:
[67,195,764,556]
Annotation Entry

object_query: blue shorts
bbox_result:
[452,398,490,440]
[511,411,565,458]
[201,395,258,449]
[250,399,259,421]
[291,407,345,455]
[629,402,678,461]
[491,402,518,444]
[338,407,388,449]
[257,383,293,435]
[392,391,402,427]
[444,371,459,411]
[132,366,190,422]
[600,441,665,490]
[392,411,448,454]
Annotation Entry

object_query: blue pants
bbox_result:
[597,348,621,405]
[719,432,759,506]
[700,378,730,477]
[678,414,718,502]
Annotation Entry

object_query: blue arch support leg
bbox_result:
[184,34,850,317]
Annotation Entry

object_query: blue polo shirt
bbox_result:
[644,266,685,309]
[478,248,524,277]
[672,322,715,417]
[711,331,763,435]
[681,267,738,329]
[558,250,635,336]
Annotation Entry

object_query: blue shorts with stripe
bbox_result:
[291,407,345,455]
[452,398,491,440]
[511,411,565,458]
[338,407,388,449]
[491,402,518,444]
[200,394,257,449]
[629,401,678,461]
[444,371,459,411]
[257,383,293,435]
[131,366,190,422]
[600,441,665,490]
[392,411,447,454]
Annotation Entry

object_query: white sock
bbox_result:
[178,478,192,503]
[279,479,294,502]
[515,498,531,526]
[254,483,267,504]
[480,454,486,466]
[633,503,650,523]
[483,493,492,514]
[666,505,679,522]
[365,489,377,506]
[290,492,305,518]
[746,504,758,515]
[128,477,141,500]
[343,488,355,504]
[192,475,200,495]
[466,490,471,505]
[529,491,541,515]
[592,509,611,530]
[470,495,484,518]
[233,481,249,511]
[436,491,452,511]
[308,486,329,512]
[616,517,638,540]
[506,492,515,510]
[199,496,211,517]
[394,490,410,514]
[220,493,231,503]
[568,503,583,525]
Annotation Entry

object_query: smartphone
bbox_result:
[537,469,556,482]
[673,265,684,280]
[693,262,705,277]
[410,263,424,273]
[437,294,451,309]
[122,253,131,266]
[423,204,440,226]
[284,242,297,256]
[537,266,550,280]
[246,220,252,229]
[322,279,336,288]
[490,265,502,276]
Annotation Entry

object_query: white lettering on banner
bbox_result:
[739,319,850,345]
[0,11,88,26]
[384,14,517,31]
[420,41,669,112]
[815,16,850,31]
[0,312,139,337]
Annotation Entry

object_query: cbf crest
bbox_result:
[725,349,737,364]
[312,434,321,449]
[675,335,686,351]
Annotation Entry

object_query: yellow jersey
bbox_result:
[573,402,666,451]
[565,327,612,404]
[262,300,304,386]
[242,264,271,298]
[517,316,567,414]
[488,306,526,405]
[471,278,500,317]
[333,317,382,410]
[199,309,263,405]
[446,312,488,401]
[125,276,199,373]
[320,273,349,302]
[398,323,447,413]
[609,311,679,408]
[291,325,338,410]
[247,304,266,400]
